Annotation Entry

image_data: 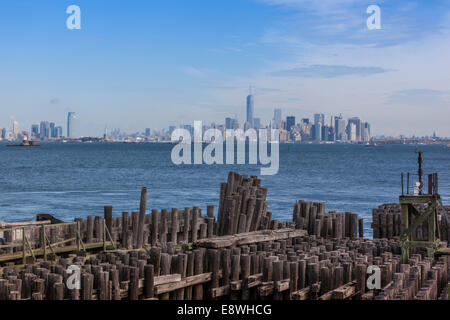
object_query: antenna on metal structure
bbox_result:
[415,149,424,195]
[399,151,445,262]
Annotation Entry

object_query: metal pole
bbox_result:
[435,173,439,194]
[43,225,47,261]
[103,220,106,251]
[401,173,404,195]
[77,221,80,251]
[428,174,433,195]
[417,151,423,195]
[22,227,26,265]
[407,173,410,195]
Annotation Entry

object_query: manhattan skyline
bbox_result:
[1,1,449,137]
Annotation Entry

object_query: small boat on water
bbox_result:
[6,139,40,147]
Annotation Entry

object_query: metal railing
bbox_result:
[0,221,117,264]
[401,172,438,196]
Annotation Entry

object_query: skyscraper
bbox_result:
[314,114,324,141]
[348,123,357,141]
[232,118,239,130]
[145,128,151,137]
[12,121,19,140]
[225,117,233,130]
[50,122,56,138]
[253,118,261,130]
[1,128,6,140]
[67,112,76,138]
[40,121,50,140]
[55,126,63,138]
[347,117,361,142]
[361,122,371,142]
[246,92,254,128]
[31,125,39,137]
[335,117,347,141]
[322,125,331,141]
[273,108,282,129]
[286,116,295,132]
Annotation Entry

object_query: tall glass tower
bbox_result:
[314,113,324,141]
[67,112,76,138]
[273,108,282,129]
[246,93,254,128]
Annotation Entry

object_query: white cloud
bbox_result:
[184,66,207,77]
[270,65,390,78]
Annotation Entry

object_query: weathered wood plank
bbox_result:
[195,229,307,249]
[155,273,212,295]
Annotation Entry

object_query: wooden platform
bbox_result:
[0,241,119,263]
[195,228,307,248]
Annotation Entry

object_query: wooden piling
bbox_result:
[192,207,199,243]
[171,208,179,244]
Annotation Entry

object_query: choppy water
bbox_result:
[1,142,449,238]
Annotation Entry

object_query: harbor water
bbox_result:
[1,142,449,238]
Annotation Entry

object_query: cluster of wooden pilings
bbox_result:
[372,203,450,241]
[292,201,364,240]
[0,180,290,261]
[0,229,448,300]
[216,172,275,236]
[0,171,449,300]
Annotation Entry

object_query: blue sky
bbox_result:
[1,0,450,136]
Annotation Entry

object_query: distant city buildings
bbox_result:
[0,117,65,142]
[264,110,373,144]
[0,92,379,144]
[174,93,373,144]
